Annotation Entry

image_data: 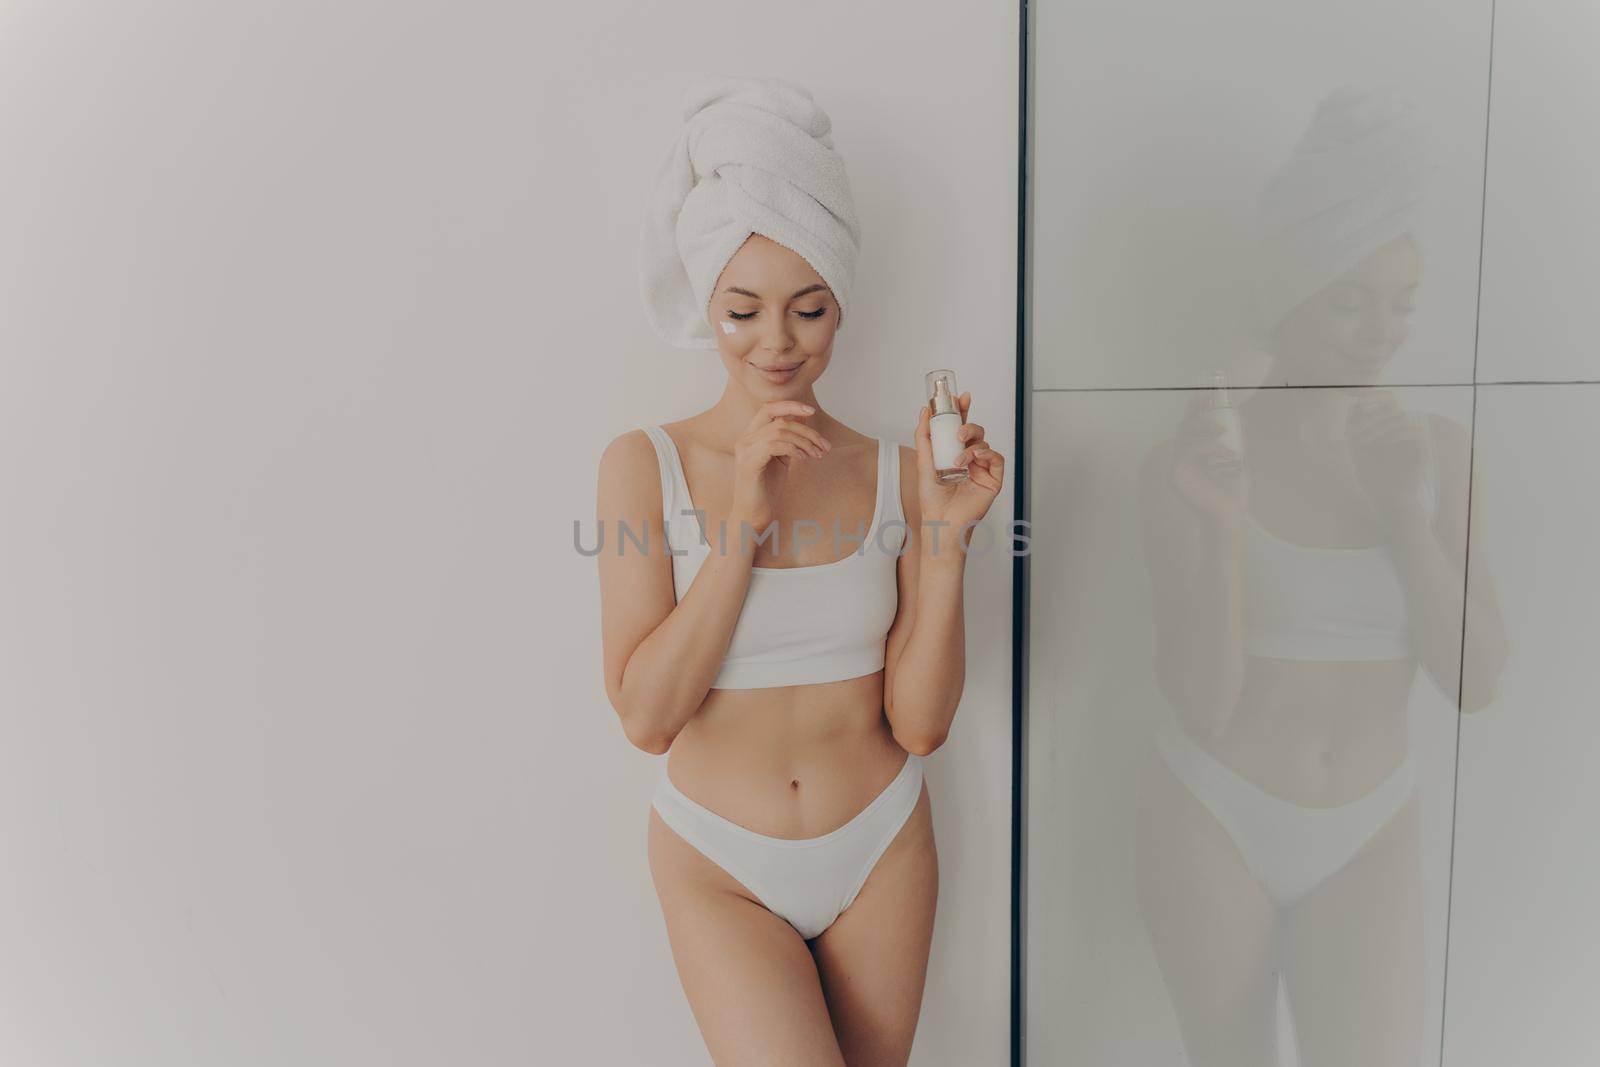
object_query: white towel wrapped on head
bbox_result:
[1252,85,1437,338]
[637,75,862,350]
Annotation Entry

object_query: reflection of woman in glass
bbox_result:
[1134,87,1508,1066]
[595,77,1003,1065]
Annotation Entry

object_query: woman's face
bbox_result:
[707,233,839,396]
[1273,233,1421,380]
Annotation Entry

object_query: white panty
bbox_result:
[1156,727,1416,908]
[652,753,924,939]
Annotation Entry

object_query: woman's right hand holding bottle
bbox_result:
[1167,392,1250,535]
[729,400,831,535]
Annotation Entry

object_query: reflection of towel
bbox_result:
[1252,85,1437,337]
[637,75,862,350]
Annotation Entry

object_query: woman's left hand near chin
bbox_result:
[1346,389,1428,523]
[914,391,1006,541]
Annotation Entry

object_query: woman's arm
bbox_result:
[595,429,759,753]
[882,467,968,755]
[883,402,1005,755]
[1386,414,1509,712]
[1137,439,1247,742]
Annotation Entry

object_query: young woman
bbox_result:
[596,78,1004,1065]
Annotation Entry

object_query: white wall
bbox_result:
[0,2,1018,1065]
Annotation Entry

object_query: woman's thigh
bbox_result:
[809,779,937,1067]
[1279,790,1424,1067]
[647,807,847,1067]
[1134,746,1281,1067]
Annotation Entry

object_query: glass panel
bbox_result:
[1440,387,1597,1065]
[1023,2,1497,1063]
[1475,0,1600,383]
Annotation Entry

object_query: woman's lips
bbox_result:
[752,360,803,383]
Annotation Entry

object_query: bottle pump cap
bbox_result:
[1203,369,1233,410]
[926,369,959,416]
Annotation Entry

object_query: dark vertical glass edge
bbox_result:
[1012,0,1033,1063]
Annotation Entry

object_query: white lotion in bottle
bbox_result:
[926,369,969,485]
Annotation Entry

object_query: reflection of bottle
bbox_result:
[925,369,969,485]
[1203,369,1244,468]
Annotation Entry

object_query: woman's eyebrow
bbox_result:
[721,284,830,300]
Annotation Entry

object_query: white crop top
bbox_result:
[1239,433,1439,662]
[641,425,907,690]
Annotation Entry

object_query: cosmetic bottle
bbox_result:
[926,369,970,485]
[1203,369,1244,470]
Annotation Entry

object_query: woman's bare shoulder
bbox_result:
[596,428,660,515]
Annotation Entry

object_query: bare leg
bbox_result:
[648,807,848,1067]
[1134,746,1281,1067]
[1279,790,1425,1067]
[809,780,937,1067]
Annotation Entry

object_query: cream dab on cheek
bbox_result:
[720,320,738,335]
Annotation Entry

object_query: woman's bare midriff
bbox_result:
[1187,399,1422,807]
[664,669,910,840]
[1199,655,1417,807]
